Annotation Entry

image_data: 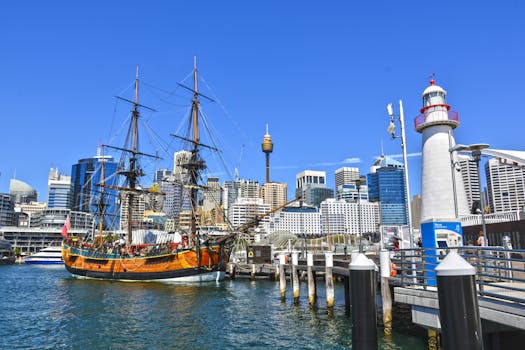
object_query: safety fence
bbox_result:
[391,246,525,305]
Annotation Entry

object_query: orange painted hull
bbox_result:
[62,241,227,282]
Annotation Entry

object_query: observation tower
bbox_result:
[261,124,274,183]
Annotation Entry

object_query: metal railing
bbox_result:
[390,246,525,305]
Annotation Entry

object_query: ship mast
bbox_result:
[126,66,140,245]
[189,57,202,261]
[97,144,106,243]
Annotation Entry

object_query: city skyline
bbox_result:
[1,2,524,200]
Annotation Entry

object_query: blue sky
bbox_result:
[1,1,524,201]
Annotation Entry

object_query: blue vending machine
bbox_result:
[421,221,463,285]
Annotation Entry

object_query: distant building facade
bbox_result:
[228,197,270,231]
[260,182,288,210]
[47,168,71,209]
[319,198,380,236]
[0,194,14,226]
[265,204,320,236]
[485,158,525,213]
[295,170,333,207]
[457,155,481,213]
[9,179,38,204]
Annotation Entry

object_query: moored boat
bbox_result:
[0,239,16,265]
[62,60,235,282]
[25,246,63,265]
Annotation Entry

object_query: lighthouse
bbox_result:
[416,79,468,255]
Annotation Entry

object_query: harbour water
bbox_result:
[1,265,425,349]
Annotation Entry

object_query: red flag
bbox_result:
[61,214,71,239]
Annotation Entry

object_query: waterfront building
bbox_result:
[260,182,288,210]
[14,201,47,227]
[264,203,320,236]
[367,155,408,225]
[9,179,38,204]
[0,208,93,253]
[485,158,525,213]
[457,155,481,213]
[228,197,270,231]
[319,198,380,236]
[47,168,71,209]
[0,194,14,226]
[295,170,334,207]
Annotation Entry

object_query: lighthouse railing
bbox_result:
[414,110,459,129]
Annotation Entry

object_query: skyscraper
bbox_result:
[334,167,368,202]
[485,158,525,213]
[295,170,333,207]
[259,182,287,210]
[457,155,481,213]
[367,156,407,225]
[47,168,71,209]
[70,150,119,230]
[335,167,360,188]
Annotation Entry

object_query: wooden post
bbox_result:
[228,263,236,280]
[325,252,334,308]
[292,252,300,303]
[307,252,316,306]
[251,263,256,281]
[275,262,280,281]
[279,253,286,301]
[380,250,392,338]
[343,276,350,313]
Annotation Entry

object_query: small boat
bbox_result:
[0,239,16,265]
[25,246,63,265]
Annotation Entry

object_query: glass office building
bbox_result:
[367,156,407,225]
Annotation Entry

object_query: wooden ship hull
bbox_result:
[62,240,228,282]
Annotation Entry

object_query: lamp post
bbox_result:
[355,178,363,252]
[450,143,490,235]
[387,100,414,248]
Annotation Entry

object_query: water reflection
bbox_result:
[1,265,426,349]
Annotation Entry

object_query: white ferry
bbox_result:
[25,246,63,265]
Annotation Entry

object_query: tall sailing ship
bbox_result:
[62,60,235,282]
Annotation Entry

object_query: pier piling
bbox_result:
[325,252,334,308]
[349,253,377,350]
[380,250,393,337]
[292,252,300,303]
[279,253,286,301]
[307,252,316,306]
[435,251,483,350]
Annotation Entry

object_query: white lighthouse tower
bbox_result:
[416,79,468,251]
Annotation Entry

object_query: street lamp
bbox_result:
[387,100,414,248]
[450,143,490,235]
[355,178,363,252]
